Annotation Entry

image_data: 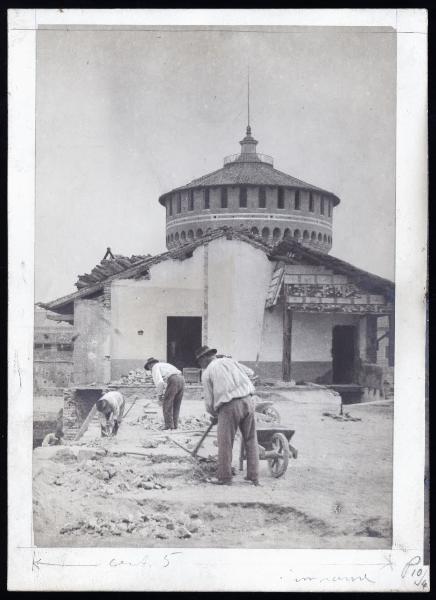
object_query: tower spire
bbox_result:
[247,66,251,135]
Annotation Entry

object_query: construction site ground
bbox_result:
[33,393,393,548]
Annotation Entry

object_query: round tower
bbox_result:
[159,126,340,252]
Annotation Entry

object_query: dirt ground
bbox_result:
[33,394,393,548]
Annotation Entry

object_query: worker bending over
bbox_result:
[196,345,259,486]
[96,390,125,437]
[42,430,64,446]
[144,357,185,429]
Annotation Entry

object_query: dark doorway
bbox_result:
[167,317,202,371]
[332,325,357,384]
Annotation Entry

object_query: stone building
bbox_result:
[41,126,395,397]
[34,306,74,391]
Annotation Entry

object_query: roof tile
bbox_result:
[159,161,340,206]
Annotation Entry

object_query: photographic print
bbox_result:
[8,9,428,592]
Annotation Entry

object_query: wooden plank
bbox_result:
[282,303,292,381]
[46,312,74,323]
[74,404,98,441]
[115,257,135,268]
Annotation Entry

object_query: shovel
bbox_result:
[166,421,215,459]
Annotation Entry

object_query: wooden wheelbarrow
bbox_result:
[239,426,298,478]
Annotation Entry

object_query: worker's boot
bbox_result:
[244,477,261,486]
[207,477,232,486]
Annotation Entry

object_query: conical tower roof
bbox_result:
[159,127,340,206]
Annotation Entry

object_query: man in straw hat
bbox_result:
[195,346,260,486]
[144,357,185,429]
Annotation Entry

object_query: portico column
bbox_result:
[282,301,292,381]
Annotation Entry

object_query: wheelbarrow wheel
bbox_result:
[268,432,289,478]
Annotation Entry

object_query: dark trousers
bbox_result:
[217,395,259,482]
[163,374,185,429]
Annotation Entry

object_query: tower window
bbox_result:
[294,229,301,240]
[294,191,301,210]
[318,232,322,241]
[175,232,180,241]
[320,196,325,215]
[188,229,194,240]
[239,187,247,208]
[204,189,210,209]
[273,227,281,242]
[188,190,194,211]
[303,230,309,240]
[277,188,285,209]
[251,226,259,236]
[196,228,203,238]
[259,187,266,208]
[309,193,314,212]
[168,197,173,216]
[311,231,316,241]
[328,198,332,217]
[221,187,228,208]
[283,228,291,240]
[261,227,270,241]
[176,194,181,213]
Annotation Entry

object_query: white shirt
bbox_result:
[201,357,255,416]
[99,391,124,421]
[151,362,181,396]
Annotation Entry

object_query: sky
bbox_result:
[36,26,396,302]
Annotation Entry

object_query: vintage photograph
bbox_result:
[31,22,399,550]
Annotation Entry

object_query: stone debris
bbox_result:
[60,510,202,539]
[141,439,161,449]
[133,473,172,491]
[111,369,153,386]
[322,412,362,422]
[178,415,211,430]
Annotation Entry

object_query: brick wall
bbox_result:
[34,359,73,392]
[164,185,333,251]
[73,297,111,385]
[63,387,104,440]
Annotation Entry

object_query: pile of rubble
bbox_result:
[135,410,212,432]
[111,369,153,386]
[177,415,211,430]
[322,411,362,422]
[60,510,203,540]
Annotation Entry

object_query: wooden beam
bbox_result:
[46,312,74,323]
[74,404,98,441]
[282,302,292,381]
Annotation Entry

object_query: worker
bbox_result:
[216,354,259,385]
[96,390,125,437]
[144,357,185,430]
[41,430,64,446]
[195,345,260,486]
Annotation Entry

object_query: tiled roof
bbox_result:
[41,228,271,313]
[270,239,395,298]
[159,161,340,206]
[75,254,151,289]
[42,227,393,314]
